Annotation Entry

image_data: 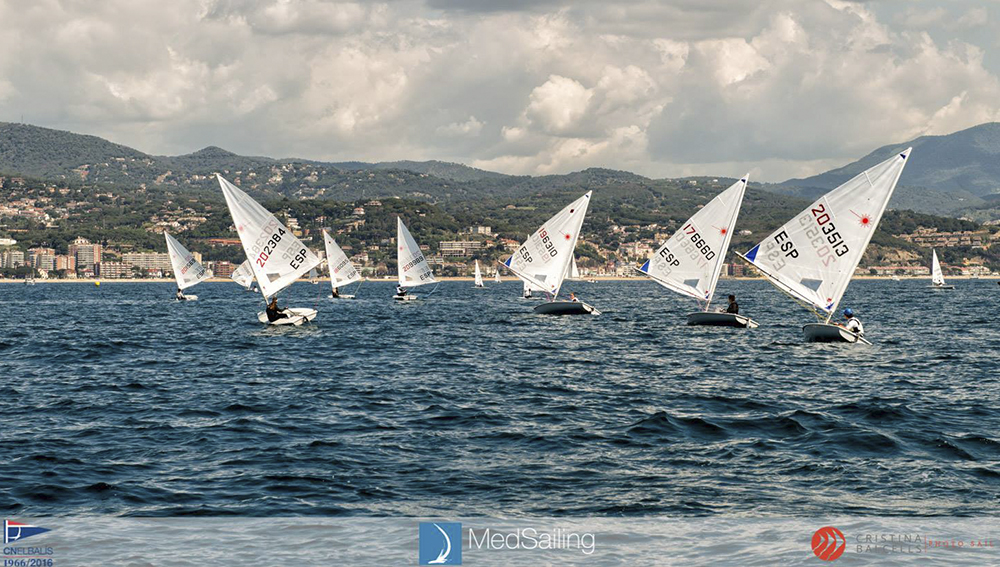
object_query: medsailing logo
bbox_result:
[4,520,51,544]
[419,522,461,565]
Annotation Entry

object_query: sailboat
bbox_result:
[638,175,756,328]
[473,260,485,288]
[323,230,363,299]
[502,192,599,315]
[494,270,501,284]
[521,278,545,299]
[217,174,322,325]
[394,217,436,301]
[231,259,256,292]
[929,249,954,289]
[739,149,911,344]
[165,232,212,301]
[308,267,320,285]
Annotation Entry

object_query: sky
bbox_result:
[1,0,998,181]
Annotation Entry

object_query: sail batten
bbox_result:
[217,174,321,299]
[639,175,748,307]
[742,149,911,316]
[164,232,212,290]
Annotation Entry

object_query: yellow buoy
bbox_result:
[95,281,101,287]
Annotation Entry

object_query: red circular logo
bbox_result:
[812,526,846,561]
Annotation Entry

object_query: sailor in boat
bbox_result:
[395,284,408,298]
[569,292,580,302]
[838,308,864,337]
[332,286,340,299]
[722,294,738,314]
[524,288,532,299]
[176,288,186,301]
[266,297,291,322]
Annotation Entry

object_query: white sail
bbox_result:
[742,149,911,318]
[217,174,322,299]
[231,259,255,289]
[567,256,582,280]
[494,270,501,284]
[503,192,592,298]
[322,230,362,290]
[931,249,946,286]
[639,175,747,306]
[164,232,212,290]
[397,217,436,288]
[474,260,484,287]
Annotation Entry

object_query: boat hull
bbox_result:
[802,323,871,345]
[176,294,198,301]
[330,294,355,300]
[930,285,955,290]
[533,301,600,315]
[393,294,418,302]
[686,312,758,329]
[256,307,318,326]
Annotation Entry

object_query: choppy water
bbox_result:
[1,279,998,517]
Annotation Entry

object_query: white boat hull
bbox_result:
[393,294,418,302]
[930,284,955,290]
[176,294,198,301]
[686,312,758,329]
[533,301,600,316]
[256,307,318,326]
[802,323,871,345]
[330,294,355,300]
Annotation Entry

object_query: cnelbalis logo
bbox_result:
[812,526,846,561]
[4,520,51,544]
[419,522,461,565]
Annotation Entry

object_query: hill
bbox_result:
[778,122,1000,215]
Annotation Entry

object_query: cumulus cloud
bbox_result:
[0,0,998,180]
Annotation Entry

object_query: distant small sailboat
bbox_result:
[890,275,900,281]
[231,259,256,291]
[638,175,756,328]
[394,217,436,301]
[217,174,322,325]
[323,230,363,299]
[567,256,583,281]
[503,192,599,315]
[494,270,501,284]
[308,267,320,285]
[739,149,911,344]
[929,249,954,289]
[165,232,212,301]
[521,278,544,299]
[473,260,485,288]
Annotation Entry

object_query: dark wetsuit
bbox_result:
[266,304,289,322]
[726,301,739,314]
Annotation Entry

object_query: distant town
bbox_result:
[1,171,997,281]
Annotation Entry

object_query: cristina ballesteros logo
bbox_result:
[4,520,51,544]
[419,522,462,565]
